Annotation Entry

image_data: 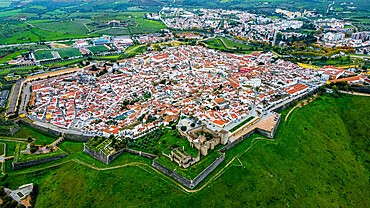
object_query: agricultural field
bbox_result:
[0,27,92,45]
[34,50,54,61]
[129,19,167,34]
[29,19,92,35]
[0,93,368,207]
[0,29,40,45]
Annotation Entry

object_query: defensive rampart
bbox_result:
[152,153,225,189]
[12,154,69,170]
[18,119,92,142]
[0,125,20,136]
[83,144,156,165]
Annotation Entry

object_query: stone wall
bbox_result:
[191,153,225,188]
[152,160,192,188]
[83,144,156,165]
[152,153,225,189]
[18,120,92,142]
[84,144,109,164]
[0,125,20,136]
[12,154,69,170]
[220,129,257,153]
[271,88,318,113]
[349,85,370,93]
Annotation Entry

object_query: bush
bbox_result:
[181,126,187,131]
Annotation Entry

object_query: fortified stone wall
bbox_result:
[84,144,156,165]
[84,144,109,164]
[0,125,20,136]
[152,153,225,189]
[220,129,257,153]
[272,88,318,113]
[124,148,157,160]
[191,153,225,188]
[152,160,192,188]
[18,120,92,142]
[349,85,370,93]
[12,154,69,170]
[106,148,126,164]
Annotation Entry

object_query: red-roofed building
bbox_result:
[285,83,309,96]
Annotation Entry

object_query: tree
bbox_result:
[30,144,38,153]
[0,186,5,197]
[190,123,195,127]
[332,85,339,93]
[181,126,187,131]
[344,85,349,92]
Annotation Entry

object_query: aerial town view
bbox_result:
[0,0,368,207]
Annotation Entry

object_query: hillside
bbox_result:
[0,93,369,207]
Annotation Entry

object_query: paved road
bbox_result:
[19,82,31,116]
[6,78,26,115]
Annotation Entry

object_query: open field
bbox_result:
[34,50,53,61]
[0,93,368,207]
[220,37,254,50]
[129,19,166,34]
[203,37,260,53]
[0,27,95,45]
[57,48,82,59]
[13,125,59,146]
[88,46,110,54]
[29,19,92,35]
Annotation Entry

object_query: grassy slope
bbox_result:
[0,94,369,207]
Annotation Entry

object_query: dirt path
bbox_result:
[0,138,27,142]
[285,94,317,121]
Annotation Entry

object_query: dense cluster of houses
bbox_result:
[28,45,328,138]
[160,8,305,44]
[315,18,370,49]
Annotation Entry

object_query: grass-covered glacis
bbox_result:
[0,94,368,207]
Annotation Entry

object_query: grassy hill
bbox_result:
[0,93,368,207]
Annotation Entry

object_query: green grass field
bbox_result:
[88,46,110,54]
[57,48,82,59]
[203,37,259,53]
[0,27,95,45]
[34,50,54,61]
[13,125,59,146]
[129,19,166,34]
[0,143,4,155]
[220,37,254,50]
[0,93,368,207]
[30,19,92,35]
